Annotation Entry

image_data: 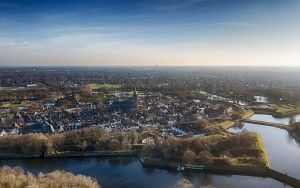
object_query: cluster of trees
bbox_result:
[142,135,217,166]
[0,127,141,156]
[0,166,100,188]
[56,95,79,108]
[50,127,140,152]
[194,120,226,136]
[290,122,300,137]
[142,133,262,167]
[0,134,48,155]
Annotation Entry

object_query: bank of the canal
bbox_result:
[229,113,300,180]
[0,157,292,188]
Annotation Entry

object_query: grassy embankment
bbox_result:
[250,104,276,114]
[214,132,270,168]
[248,132,270,168]
[218,109,254,130]
[0,166,100,188]
[250,104,300,118]
[273,106,300,117]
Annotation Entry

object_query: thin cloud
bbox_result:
[210,21,262,28]
[176,42,207,48]
[153,0,207,11]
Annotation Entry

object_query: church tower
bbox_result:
[132,87,138,109]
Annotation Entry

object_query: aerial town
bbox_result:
[1,67,299,139]
[1,0,300,187]
[0,77,239,137]
[0,67,300,188]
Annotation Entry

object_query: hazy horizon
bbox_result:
[1,0,300,67]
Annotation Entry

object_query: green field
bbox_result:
[252,132,270,168]
[241,109,254,119]
[0,101,32,108]
[87,83,122,90]
[218,120,236,130]
[217,109,254,130]
[274,106,300,117]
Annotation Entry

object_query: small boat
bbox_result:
[177,165,185,171]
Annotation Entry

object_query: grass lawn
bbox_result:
[217,109,254,130]
[87,83,122,90]
[0,101,32,108]
[218,120,236,130]
[274,106,300,117]
[241,109,254,119]
[251,132,270,168]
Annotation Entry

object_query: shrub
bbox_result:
[0,166,100,188]
[176,178,193,188]
[0,134,48,155]
[198,151,214,167]
[182,150,197,164]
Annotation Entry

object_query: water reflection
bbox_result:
[0,156,291,188]
[107,156,136,166]
[249,114,300,125]
[199,90,247,106]
[229,121,300,179]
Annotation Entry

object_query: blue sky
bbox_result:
[0,0,299,66]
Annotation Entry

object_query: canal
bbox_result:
[248,113,300,125]
[0,157,292,188]
[229,114,300,179]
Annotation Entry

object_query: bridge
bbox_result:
[241,119,289,130]
[204,166,300,188]
[267,169,300,188]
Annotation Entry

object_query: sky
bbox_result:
[0,0,300,67]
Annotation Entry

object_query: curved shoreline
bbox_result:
[2,151,299,188]
[140,158,300,188]
[0,149,299,187]
[218,109,254,130]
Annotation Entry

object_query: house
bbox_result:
[0,128,19,136]
[19,121,55,134]
[142,137,154,145]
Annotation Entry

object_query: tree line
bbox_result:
[0,127,142,156]
[142,132,264,167]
